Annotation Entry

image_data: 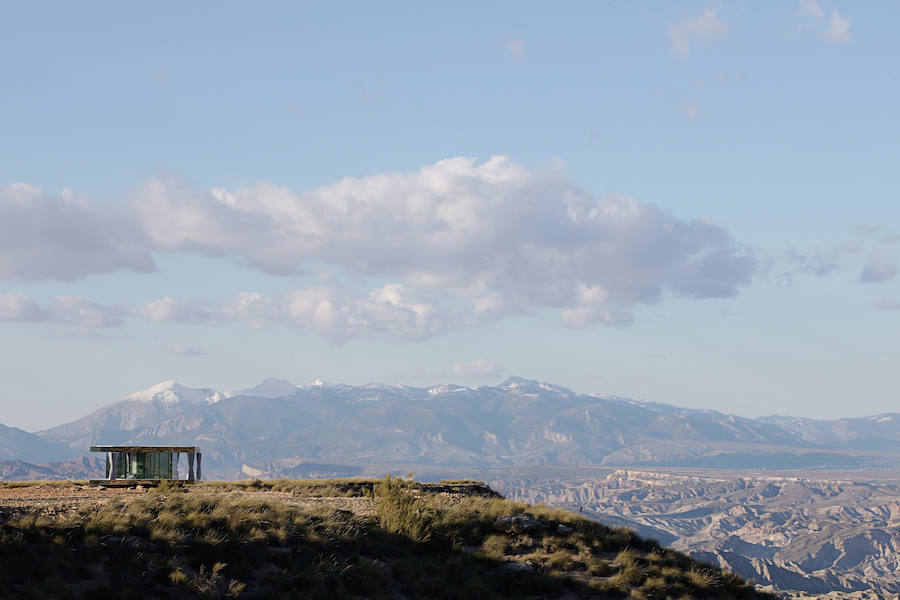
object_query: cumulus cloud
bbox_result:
[133,296,217,324]
[132,156,754,336]
[0,293,47,322]
[561,284,634,328]
[0,294,122,328]
[781,249,840,279]
[874,299,900,311]
[859,256,897,283]
[131,284,468,342]
[852,224,900,244]
[51,296,124,328]
[776,227,900,290]
[668,9,727,61]
[797,0,824,21]
[451,359,503,378]
[822,9,852,44]
[0,183,154,281]
[3,156,756,339]
[505,37,526,59]
[681,103,701,120]
[799,3,853,44]
[166,343,206,356]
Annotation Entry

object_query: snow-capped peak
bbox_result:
[125,381,223,405]
[500,375,537,389]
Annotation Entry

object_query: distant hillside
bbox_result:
[758,413,900,452]
[498,468,900,597]
[8,377,897,478]
[0,456,103,481]
[0,423,77,464]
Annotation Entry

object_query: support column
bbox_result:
[196,453,202,481]
[106,452,112,480]
[110,452,117,481]
[188,452,195,482]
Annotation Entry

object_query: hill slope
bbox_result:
[0,478,775,600]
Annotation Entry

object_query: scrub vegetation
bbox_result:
[0,477,776,599]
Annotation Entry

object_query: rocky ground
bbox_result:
[0,481,377,520]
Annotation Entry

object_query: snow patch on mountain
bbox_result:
[124,381,224,405]
[428,384,469,396]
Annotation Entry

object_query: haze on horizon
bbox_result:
[1,2,898,431]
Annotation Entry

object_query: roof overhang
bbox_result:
[90,446,200,453]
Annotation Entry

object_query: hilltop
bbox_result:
[0,478,775,599]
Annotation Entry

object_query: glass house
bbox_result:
[90,446,202,486]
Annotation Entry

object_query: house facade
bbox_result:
[89,445,201,486]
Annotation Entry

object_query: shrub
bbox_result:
[374,476,435,543]
[481,533,510,557]
[684,565,720,592]
[639,575,668,598]
[587,558,614,576]
[547,549,578,571]
[614,548,642,569]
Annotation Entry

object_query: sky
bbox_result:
[1,2,899,430]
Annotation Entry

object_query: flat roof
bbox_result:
[90,446,200,452]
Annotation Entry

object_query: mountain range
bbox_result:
[2,376,899,479]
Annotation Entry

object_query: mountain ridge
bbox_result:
[0,377,893,479]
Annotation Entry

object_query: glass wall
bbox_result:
[111,452,175,479]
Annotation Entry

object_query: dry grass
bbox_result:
[0,477,776,599]
[0,480,90,489]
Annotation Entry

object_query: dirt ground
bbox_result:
[0,482,376,520]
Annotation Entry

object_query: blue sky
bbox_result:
[1,2,898,430]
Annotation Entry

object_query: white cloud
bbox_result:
[822,9,853,44]
[133,156,754,336]
[859,256,897,283]
[50,296,124,328]
[779,249,840,280]
[0,293,46,322]
[505,37,526,59]
[235,284,450,341]
[561,284,633,328]
[0,294,122,328]
[852,224,900,244]
[3,156,756,339]
[797,0,824,21]
[166,343,206,356]
[0,183,154,281]
[776,224,900,288]
[451,359,502,378]
[128,284,462,342]
[681,102,701,120]
[668,9,727,61]
[875,299,900,311]
[134,297,216,324]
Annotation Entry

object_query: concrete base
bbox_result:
[89,479,195,488]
